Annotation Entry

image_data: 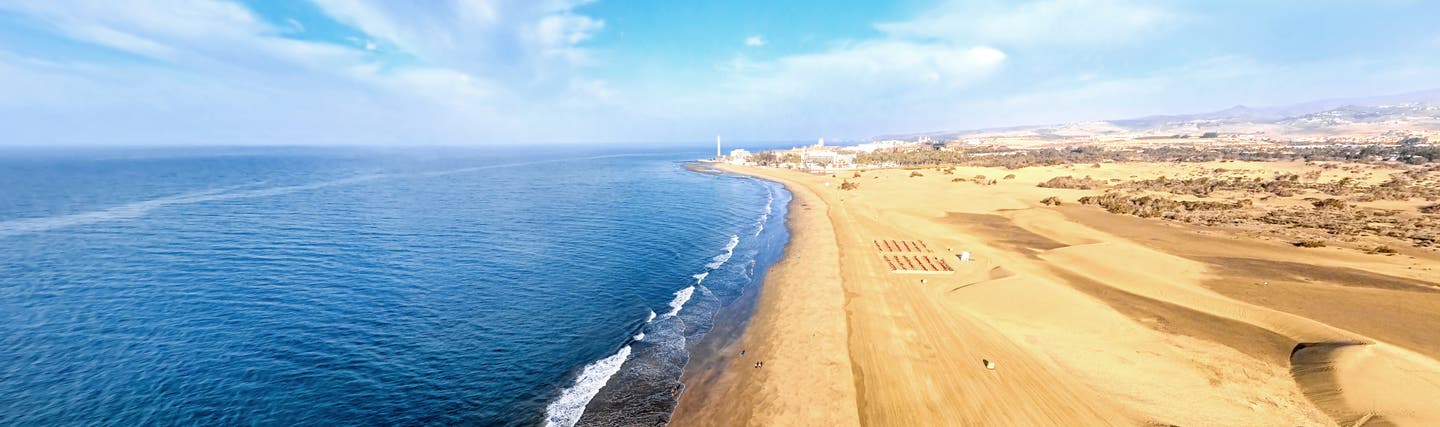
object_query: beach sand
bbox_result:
[672,162,1440,426]
[670,167,861,426]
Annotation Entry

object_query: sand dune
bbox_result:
[674,162,1440,426]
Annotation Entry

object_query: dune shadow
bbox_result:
[1197,257,1440,294]
[944,212,1068,254]
[1288,341,1387,427]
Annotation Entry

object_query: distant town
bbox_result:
[719,98,1440,172]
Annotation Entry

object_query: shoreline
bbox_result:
[570,163,793,427]
[670,164,861,426]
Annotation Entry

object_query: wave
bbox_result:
[543,344,634,427]
[550,176,790,426]
[755,186,774,236]
[704,235,741,269]
[663,233,740,320]
[663,286,695,318]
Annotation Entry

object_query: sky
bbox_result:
[2,0,1440,146]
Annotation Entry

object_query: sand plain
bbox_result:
[672,161,1440,426]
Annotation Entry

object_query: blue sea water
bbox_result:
[0,146,789,426]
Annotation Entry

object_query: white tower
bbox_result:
[716,135,722,160]
[818,137,825,147]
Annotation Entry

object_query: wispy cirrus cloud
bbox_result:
[309,1,603,78]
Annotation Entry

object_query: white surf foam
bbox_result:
[645,310,657,323]
[663,286,695,318]
[543,344,634,427]
[633,332,645,342]
[704,235,741,269]
[755,187,774,236]
[692,271,709,284]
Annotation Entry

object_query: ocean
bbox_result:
[0,146,790,426]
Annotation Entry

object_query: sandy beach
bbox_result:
[672,162,1440,426]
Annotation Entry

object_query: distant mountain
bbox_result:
[881,88,1440,142]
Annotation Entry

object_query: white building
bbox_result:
[726,149,753,164]
[800,149,856,170]
[842,140,920,153]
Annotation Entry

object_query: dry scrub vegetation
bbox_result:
[813,143,1440,250]
[1037,176,1106,190]
[1062,164,1440,249]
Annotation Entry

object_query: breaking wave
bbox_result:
[755,187,774,236]
[662,286,695,318]
[704,235,741,269]
[542,345,634,427]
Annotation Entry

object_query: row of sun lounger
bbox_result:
[872,239,933,253]
[882,255,954,272]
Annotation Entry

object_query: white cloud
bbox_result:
[758,42,1005,90]
[525,13,604,65]
[532,14,603,46]
[0,0,267,61]
[877,0,1175,46]
[310,0,604,73]
[633,40,1006,139]
[0,0,581,145]
[3,0,1436,146]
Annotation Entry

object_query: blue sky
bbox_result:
[1,0,1439,146]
